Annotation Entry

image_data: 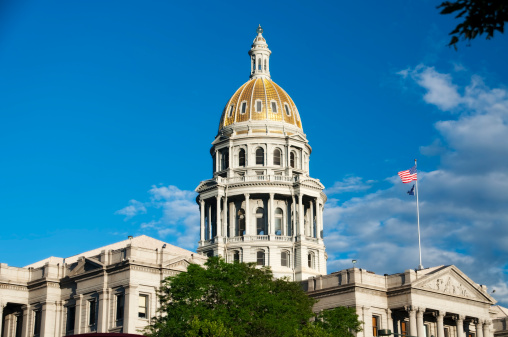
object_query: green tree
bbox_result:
[144,257,317,337]
[315,307,363,337]
[438,0,508,48]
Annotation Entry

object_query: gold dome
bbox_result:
[218,77,302,131]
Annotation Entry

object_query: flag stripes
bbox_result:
[398,165,417,183]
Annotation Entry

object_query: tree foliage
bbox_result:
[438,0,508,48]
[143,257,362,337]
[315,307,363,337]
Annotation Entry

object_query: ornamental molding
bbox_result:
[0,284,28,291]
[420,275,476,299]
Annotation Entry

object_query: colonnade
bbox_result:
[199,192,324,242]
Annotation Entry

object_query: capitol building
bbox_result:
[0,27,507,337]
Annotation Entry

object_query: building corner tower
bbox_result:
[195,26,327,281]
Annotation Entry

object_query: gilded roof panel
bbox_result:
[236,79,255,123]
[264,79,283,122]
[223,81,248,128]
[251,78,266,121]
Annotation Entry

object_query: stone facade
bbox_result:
[0,235,206,336]
[303,265,503,337]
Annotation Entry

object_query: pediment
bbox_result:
[412,266,495,303]
[288,133,307,143]
[68,257,104,277]
[298,178,325,190]
[164,257,192,271]
[195,179,218,193]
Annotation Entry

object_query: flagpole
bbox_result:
[415,158,423,270]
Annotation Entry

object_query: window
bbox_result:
[257,251,265,266]
[15,315,22,337]
[264,59,267,71]
[239,149,245,167]
[256,148,264,165]
[256,100,262,112]
[372,316,380,336]
[284,103,291,116]
[256,207,265,235]
[273,148,281,166]
[139,295,148,319]
[33,310,42,336]
[258,59,261,70]
[221,150,229,170]
[233,251,240,262]
[308,253,313,268]
[228,104,234,117]
[444,328,449,337]
[290,152,295,168]
[271,101,277,113]
[237,208,245,236]
[281,251,288,267]
[89,299,97,326]
[116,294,124,321]
[241,101,247,114]
[275,208,283,235]
[401,322,407,337]
[66,306,76,332]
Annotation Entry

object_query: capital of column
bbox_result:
[405,305,417,314]
[453,314,465,322]
[416,308,426,318]
[438,310,446,317]
[244,193,250,198]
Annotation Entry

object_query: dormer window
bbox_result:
[240,101,247,114]
[228,104,234,117]
[271,101,277,113]
[284,103,291,116]
[255,100,262,113]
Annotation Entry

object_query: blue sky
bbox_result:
[1,0,507,305]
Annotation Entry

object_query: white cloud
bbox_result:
[326,67,508,306]
[325,176,373,195]
[114,200,147,219]
[115,185,199,250]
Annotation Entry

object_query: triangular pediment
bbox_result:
[298,177,325,190]
[164,257,192,271]
[68,257,104,277]
[288,133,307,143]
[412,265,495,304]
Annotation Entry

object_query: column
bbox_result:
[437,311,446,337]
[291,195,296,236]
[222,196,228,237]
[97,288,108,332]
[216,195,221,237]
[386,309,393,334]
[269,193,274,235]
[455,315,465,337]
[123,285,138,333]
[200,199,205,241]
[40,301,57,337]
[483,320,491,337]
[476,320,484,337]
[298,194,304,236]
[309,199,314,237]
[409,308,417,337]
[319,202,324,238]
[244,194,250,235]
[74,294,83,334]
[21,304,31,337]
[0,302,4,337]
[417,308,426,337]
[207,203,212,240]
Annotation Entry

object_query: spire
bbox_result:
[248,24,272,79]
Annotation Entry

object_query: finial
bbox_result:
[257,24,263,35]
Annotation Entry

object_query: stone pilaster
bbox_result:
[97,288,109,332]
[123,284,138,333]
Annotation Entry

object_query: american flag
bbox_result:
[398,165,417,183]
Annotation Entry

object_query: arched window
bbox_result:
[237,209,245,236]
[256,207,265,235]
[256,148,264,165]
[290,152,295,168]
[258,59,261,70]
[239,149,245,167]
[221,150,229,170]
[273,148,281,166]
[308,252,314,268]
[233,251,240,262]
[281,251,289,267]
[257,251,265,266]
[275,208,283,235]
[253,57,256,71]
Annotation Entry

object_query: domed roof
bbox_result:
[218,77,302,131]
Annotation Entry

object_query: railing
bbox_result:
[215,175,298,184]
